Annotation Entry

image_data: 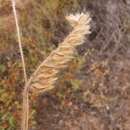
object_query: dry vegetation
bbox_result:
[0,0,130,130]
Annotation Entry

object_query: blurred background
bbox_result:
[0,0,130,130]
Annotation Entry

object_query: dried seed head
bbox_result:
[22,12,91,130]
[26,12,91,94]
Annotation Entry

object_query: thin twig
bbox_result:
[11,1,28,130]
[11,0,27,83]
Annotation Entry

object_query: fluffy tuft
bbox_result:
[22,12,91,130]
[66,12,91,27]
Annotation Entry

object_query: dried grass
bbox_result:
[22,13,91,130]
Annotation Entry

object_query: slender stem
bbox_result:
[11,0,27,83]
[11,1,28,130]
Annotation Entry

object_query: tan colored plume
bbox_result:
[22,12,91,130]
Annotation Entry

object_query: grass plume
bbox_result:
[22,12,91,130]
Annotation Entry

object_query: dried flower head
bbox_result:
[22,12,91,130]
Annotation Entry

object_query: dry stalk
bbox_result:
[11,0,27,83]
[21,13,91,130]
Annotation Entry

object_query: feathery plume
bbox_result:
[28,13,91,94]
[22,12,91,130]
